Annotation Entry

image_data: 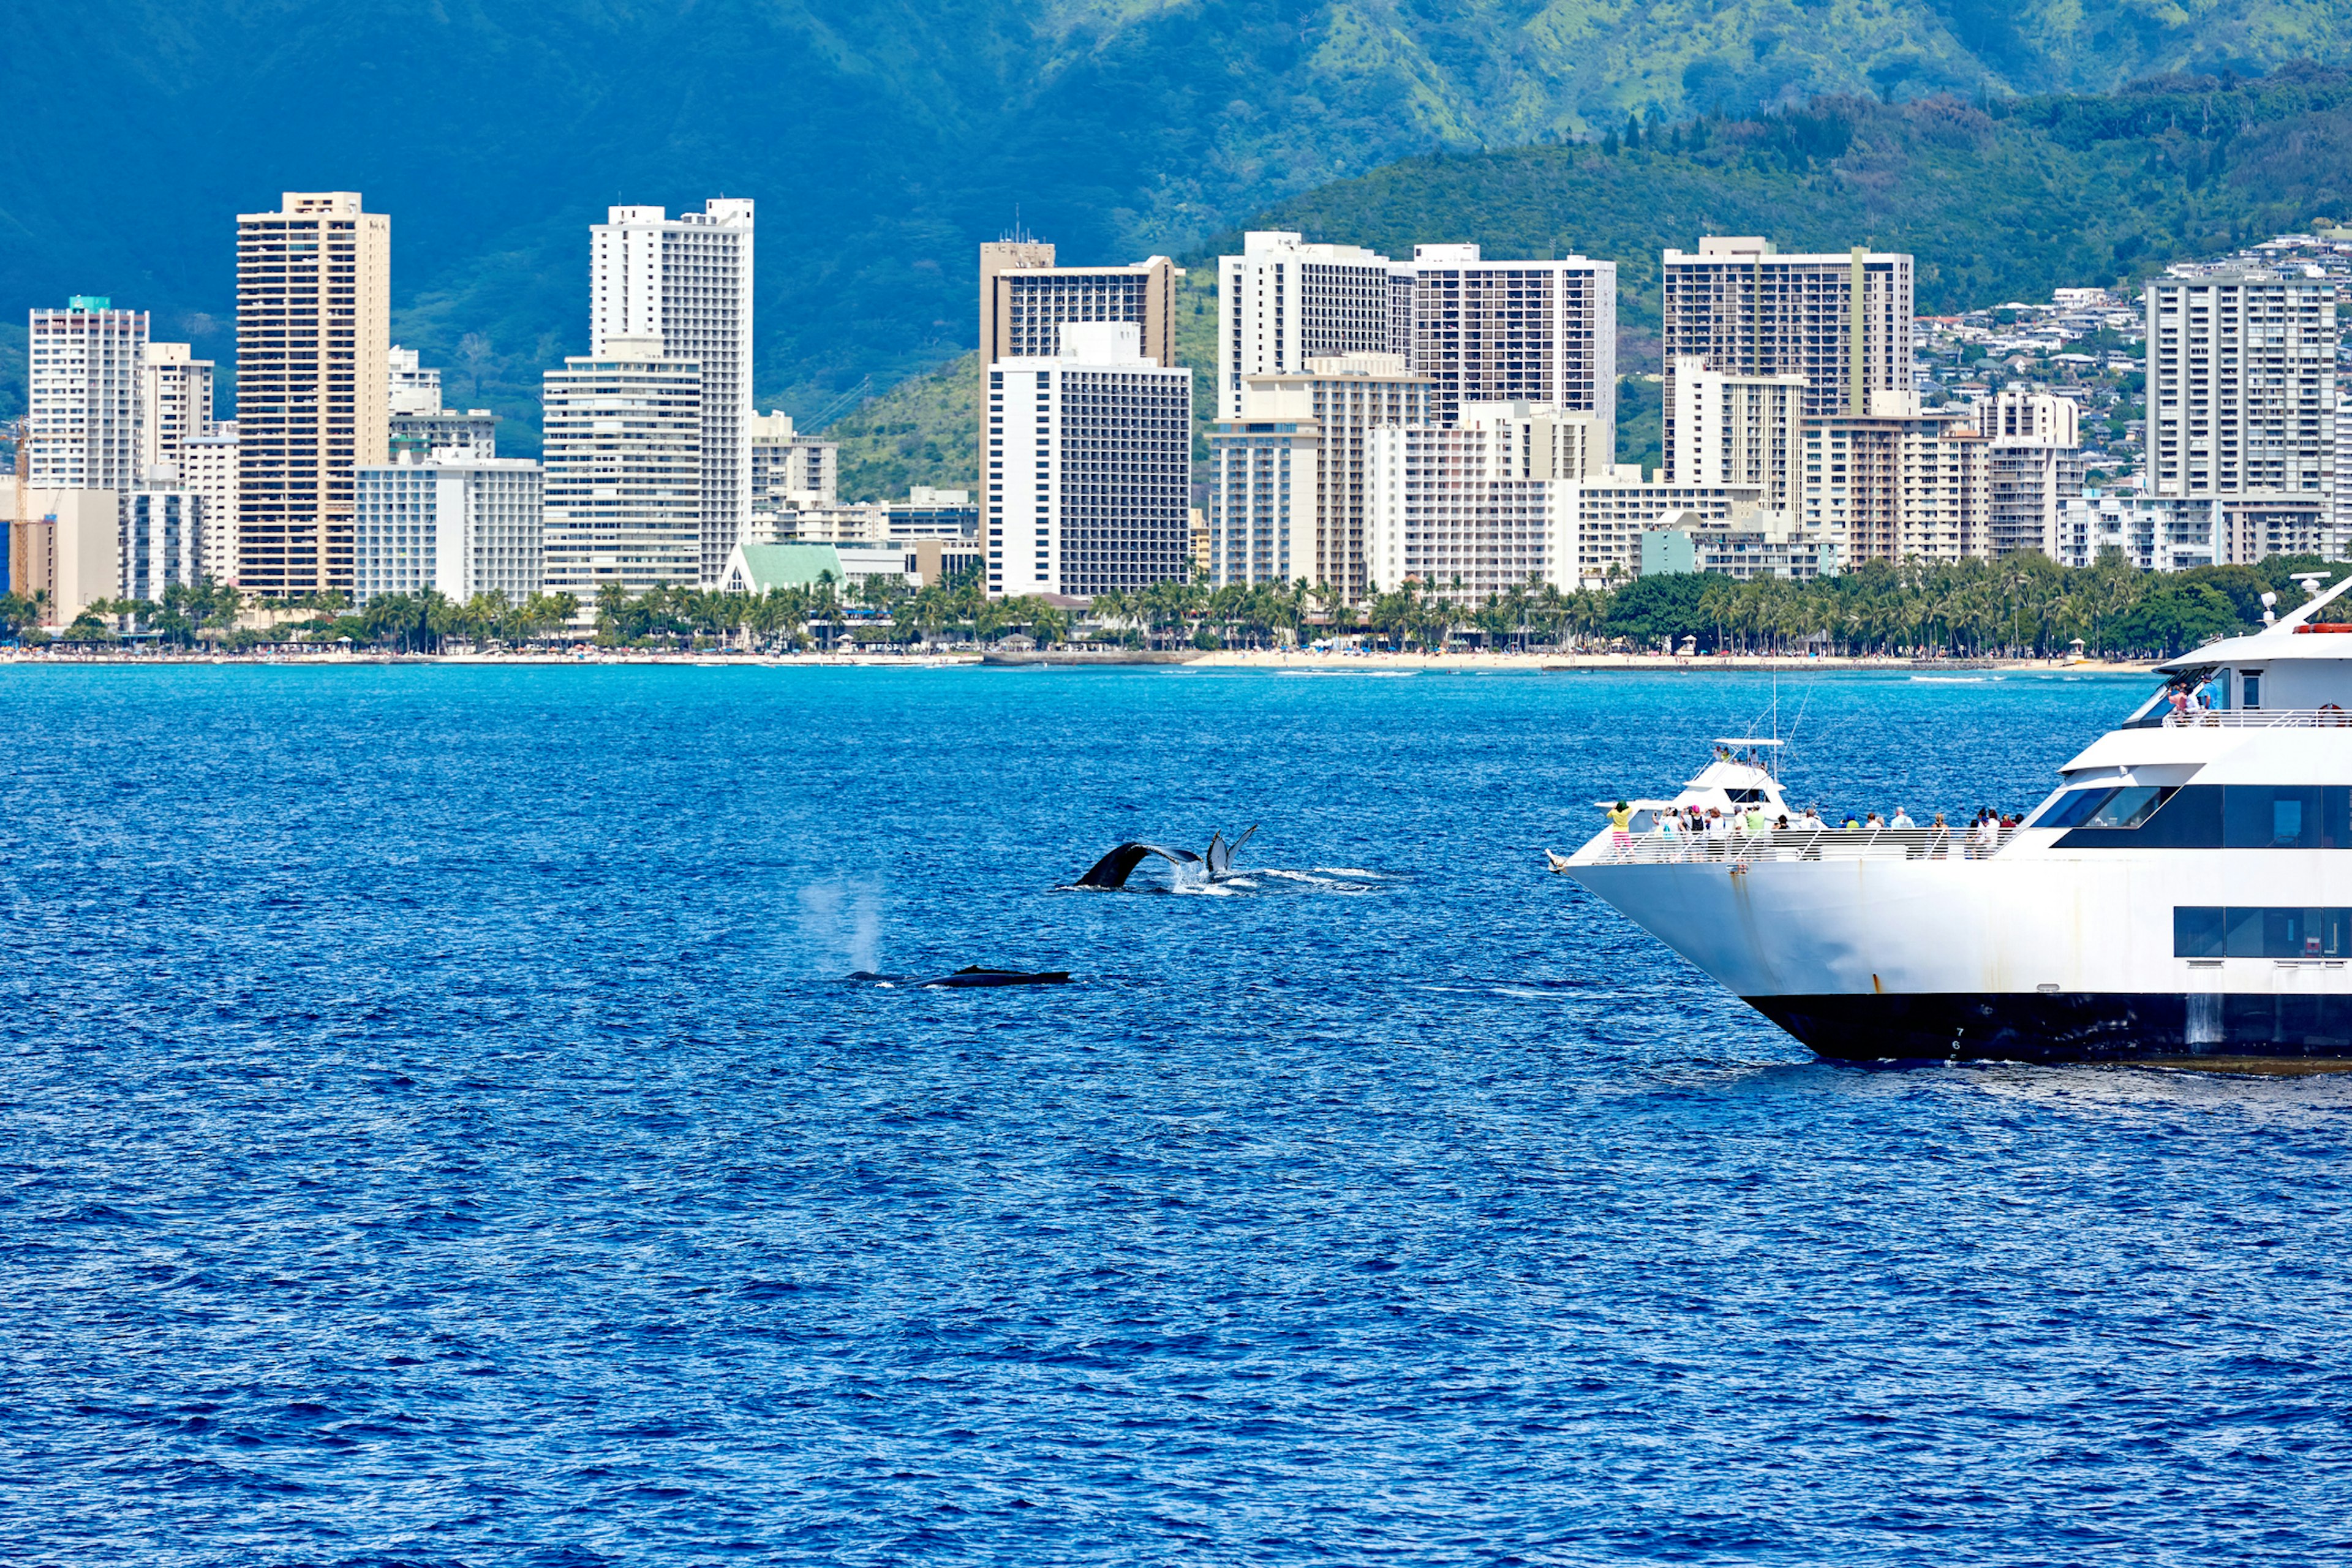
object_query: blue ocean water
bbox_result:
[3,664,2348,1566]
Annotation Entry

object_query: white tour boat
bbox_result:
[1564,573,2352,1067]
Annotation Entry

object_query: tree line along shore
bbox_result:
[1,551,2342,659]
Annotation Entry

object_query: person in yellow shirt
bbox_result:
[1607,799,1635,848]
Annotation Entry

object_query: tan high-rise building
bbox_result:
[235,191,391,597]
[1662,237,1914,480]
[1213,352,1436,599]
[1801,410,1989,564]
[1400,245,1618,449]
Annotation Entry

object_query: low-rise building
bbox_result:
[353,454,544,606]
[1363,403,1612,601]
[749,412,839,508]
[121,491,205,604]
[1639,513,1842,581]
[2056,492,2216,571]
[888,488,979,539]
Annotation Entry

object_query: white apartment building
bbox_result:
[388,345,443,414]
[1663,355,1807,508]
[889,488,978,540]
[2145,271,2335,556]
[120,491,205,604]
[1558,478,1779,586]
[1402,245,1618,448]
[354,454,544,606]
[986,322,1191,599]
[1975,390,2086,559]
[183,425,239,584]
[748,411,839,510]
[592,199,754,585]
[744,502,888,545]
[1662,237,1915,469]
[2057,492,2215,571]
[1215,353,1435,597]
[138,341,214,483]
[28,297,147,491]
[1640,518,1842,582]
[1216,232,1395,419]
[1206,418,1317,589]
[390,410,499,460]
[541,336,703,606]
[236,192,391,597]
[1363,402,1615,601]
[1801,410,1990,563]
[383,343,499,458]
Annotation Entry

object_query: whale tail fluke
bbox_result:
[1076,842,1203,889]
[1206,823,1258,879]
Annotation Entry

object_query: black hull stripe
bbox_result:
[1746,992,2352,1066]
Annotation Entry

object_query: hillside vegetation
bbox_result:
[7,2,2346,449]
[828,69,2352,486]
[1229,66,2352,318]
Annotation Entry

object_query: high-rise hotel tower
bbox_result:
[27,296,148,491]
[235,192,391,596]
[1660,237,1913,481]
[591,200,754,586]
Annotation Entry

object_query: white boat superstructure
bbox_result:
[1566,573,2352,1066]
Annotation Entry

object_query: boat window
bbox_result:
[2030,787,2118,829]
[2062,786,2352,848]
[2242,671,2263,709]
[2177,906,2352,959]
[2222,786,2352,849]
[1725,787,1768,803]
[2056,784,2220,848]
[2083,786,2170,829]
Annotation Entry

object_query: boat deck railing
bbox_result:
[1590,824,2020,867]
[2127,707,2352,730]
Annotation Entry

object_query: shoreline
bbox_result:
[0,648,2161,674]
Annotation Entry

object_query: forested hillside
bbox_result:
[4,1,2346,447]
[829,69,2352,496]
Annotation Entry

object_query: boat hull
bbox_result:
[1567,853,2352,1066]
[1747,990,2352,1066]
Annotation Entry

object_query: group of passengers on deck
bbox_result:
[1608,801,2023,856]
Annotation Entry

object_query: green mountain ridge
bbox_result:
[832,68,2352,499]
[5,0,2346,451]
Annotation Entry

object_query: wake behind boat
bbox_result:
[1564,573,2352,1068]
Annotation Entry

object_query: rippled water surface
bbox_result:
[4,665,2349,1565]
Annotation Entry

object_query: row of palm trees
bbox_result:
[1091,553,2339,659]
[28,551,2332,660]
